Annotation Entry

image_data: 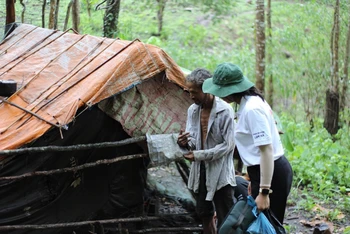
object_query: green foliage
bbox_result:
[281,114,350,208]
[80,10,105,36]
[327,208,342,222]
[146,36,162,47]
[344,226,350,234]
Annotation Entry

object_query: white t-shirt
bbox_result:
[234,95,284,166]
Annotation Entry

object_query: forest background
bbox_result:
[0,0,350,233]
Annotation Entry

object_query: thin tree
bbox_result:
[255,0,266,94]
[103,0,121,38]
[324,0,340,135]
[19,0,26,23]
[156,0,167,36]
[340,4,350,112]
[72,0,80,33]
[266,0,273,108]
[48,0,57,29]
[42,0,47,28]
[54,0,60,29]
[85,0,92,18]
[63,0,74,31]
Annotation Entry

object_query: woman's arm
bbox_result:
[255,144,274,210]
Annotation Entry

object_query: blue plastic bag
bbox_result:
[247,206,276,234]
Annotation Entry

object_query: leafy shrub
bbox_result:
[281,114,350,200]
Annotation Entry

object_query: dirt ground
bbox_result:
[283,200,350,234]
[148,163,350,234]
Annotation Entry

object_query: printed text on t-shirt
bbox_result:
[253,131,266,140]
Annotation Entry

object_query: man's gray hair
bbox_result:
[186,68,212,86]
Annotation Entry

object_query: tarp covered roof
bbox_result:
[0,24,186,151]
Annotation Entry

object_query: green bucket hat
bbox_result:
[202,63,254,98]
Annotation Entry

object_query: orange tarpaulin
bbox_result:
[0,24,186,151]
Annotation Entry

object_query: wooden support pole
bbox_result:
[130,227,203,233]
[0,136,146,156]
[0,217,160,231]
[0,98,66,130]
[0,216,202,233]
[6,0,16,25]
[0,153,148,181]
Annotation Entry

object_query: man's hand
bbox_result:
[255,193,270,211]
[183,152,195,162]
[177,129,190,148]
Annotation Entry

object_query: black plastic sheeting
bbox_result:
[0,106,148,234]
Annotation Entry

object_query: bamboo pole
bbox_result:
[0,35,107,134]
[0,216,202,233]
[0,136,146,156]
[0,217,160,231]
[0,39,139,135]
[0,29,58,71]
[0,153,148,181]
[0,26,38,56]
[0,98,66,130]
[130,227,203,233]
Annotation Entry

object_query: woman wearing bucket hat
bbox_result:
[203,62,293,224]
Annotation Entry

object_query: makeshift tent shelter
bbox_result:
[0,24,196,233]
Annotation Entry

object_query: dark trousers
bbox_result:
[196,162,235,228]
[247,156,293,224]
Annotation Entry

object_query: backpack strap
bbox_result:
[232,202,250,229]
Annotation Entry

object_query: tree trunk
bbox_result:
[64,0,74,31]
[324,89,339,135]
[5,0,16,25]
[156,0,167,36]
[266,0,273,108]
[331,0,340,92]
[72,0,80,33]
[85,0,92,18]
[42,0,46,28]
[103,0,121,38]
[19,0,26,23]
[54,0,60,29]
[48,0,57,29]
[324,0,340,135]
[340,6,350,112]
[255,0,266,94]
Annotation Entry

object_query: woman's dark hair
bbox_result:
[235,87,264,101]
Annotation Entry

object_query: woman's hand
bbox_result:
[255,193,270,211]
